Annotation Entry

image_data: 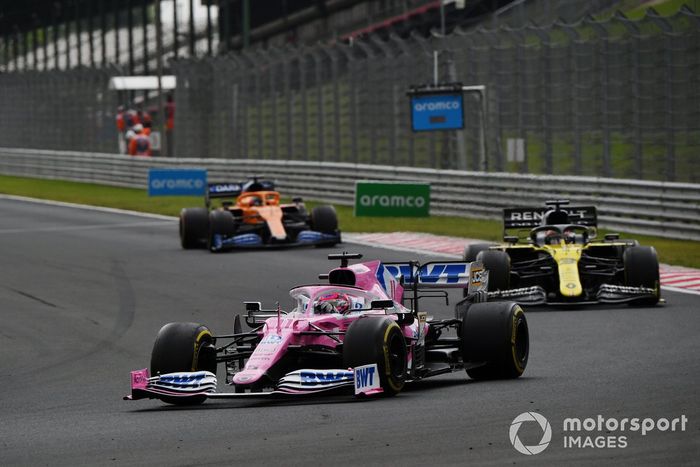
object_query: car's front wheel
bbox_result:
[150,322,217,405]
[208,210,238,252]
[343,317,407,396]
[310,205,339,247]
[179,208,209,249]
[476,250,511,292]
[623,246,660,306]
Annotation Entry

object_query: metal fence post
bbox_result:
[324,46,341,164]
[647,11,676,181]
[586,17,611,177]
[312,49,325,162]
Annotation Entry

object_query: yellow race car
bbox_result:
[464,200,660,306]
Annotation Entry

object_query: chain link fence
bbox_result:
[172,7,699,183]
[0,7,697,183]
[0,68,117,152]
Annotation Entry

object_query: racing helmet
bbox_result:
[314,292,350,314]
[544,229,561,244]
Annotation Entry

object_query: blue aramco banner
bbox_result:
[410,93,464,132]
[148,168,207,196]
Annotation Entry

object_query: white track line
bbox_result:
[2,194,698,297]
[0,221,173,235]
[0,194,178,221]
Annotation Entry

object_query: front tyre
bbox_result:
[208,210,238,252]
[150,322,217,405]
[623,246,660,306]
[461,302,528,380]
[463,243,493,262]
[476,250,511,292]
[310,205,339,247]
[343,317,407,396]
[179,208,209,249]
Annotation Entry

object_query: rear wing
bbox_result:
[207,183,242,200]
[383,261,488,292]
[205,179,276,206]
[503,205,597,232]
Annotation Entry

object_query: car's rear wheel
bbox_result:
[623,246,660,306]
[150,322,217,405]
[208,210,238,252]
[476,250,511,292]
[461,301,528,380]
[179,208,209,249]
[343,317,407,396]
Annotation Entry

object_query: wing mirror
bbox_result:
[244,301,261,312]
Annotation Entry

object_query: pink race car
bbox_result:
[125,253,529,405]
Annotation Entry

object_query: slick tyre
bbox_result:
[461,302,528,380]
[462,243,495,297]
[463,243,493,262]
[310,205,339,247]
[150,322,217,405]
[476,250,511,292]
[208,210,238,252]
[623,246,660,306]
[343,317,407,396]
[179,208,209,249]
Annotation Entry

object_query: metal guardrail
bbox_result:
[1,147,699,241]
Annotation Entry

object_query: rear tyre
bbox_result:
[150,322,218,405]
[179,208,209,249]
[476,250,511,292]
[623,246,660,306]
[208,210,238,252]
[310,205,339,247]
[343,317,407,396]
[461,302,528,380]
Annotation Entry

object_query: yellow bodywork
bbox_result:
[542,241,583,297]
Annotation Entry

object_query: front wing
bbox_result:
[487,284,659,306]
[125,365,381,402]
[210,230,341,251]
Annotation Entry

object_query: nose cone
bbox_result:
[232,369,265,386]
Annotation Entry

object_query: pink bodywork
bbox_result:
[232,260,426,386]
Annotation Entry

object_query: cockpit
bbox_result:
[289,286,375,315]
[237,191,280,207]
[530,224,590,246]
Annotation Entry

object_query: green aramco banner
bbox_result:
[354,181,431,217]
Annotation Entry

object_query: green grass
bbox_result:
[1,174,699,268]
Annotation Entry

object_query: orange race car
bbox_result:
[179,178,341,252]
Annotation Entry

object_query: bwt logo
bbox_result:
[150,179,205,189]
[510,412,552,455]
[160,373,207,383]
[420,264,469,284]
[355,365,376,389]
[359,195,426,208]
[414,101,460,112]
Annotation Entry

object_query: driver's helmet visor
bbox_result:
[314,292,350,313]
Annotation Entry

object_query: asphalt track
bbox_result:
[0,197,698,466]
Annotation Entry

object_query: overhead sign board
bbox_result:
[355,181,430,217]
[410,92,464,132]
[148,168,207,196]
[109,76,177,91]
